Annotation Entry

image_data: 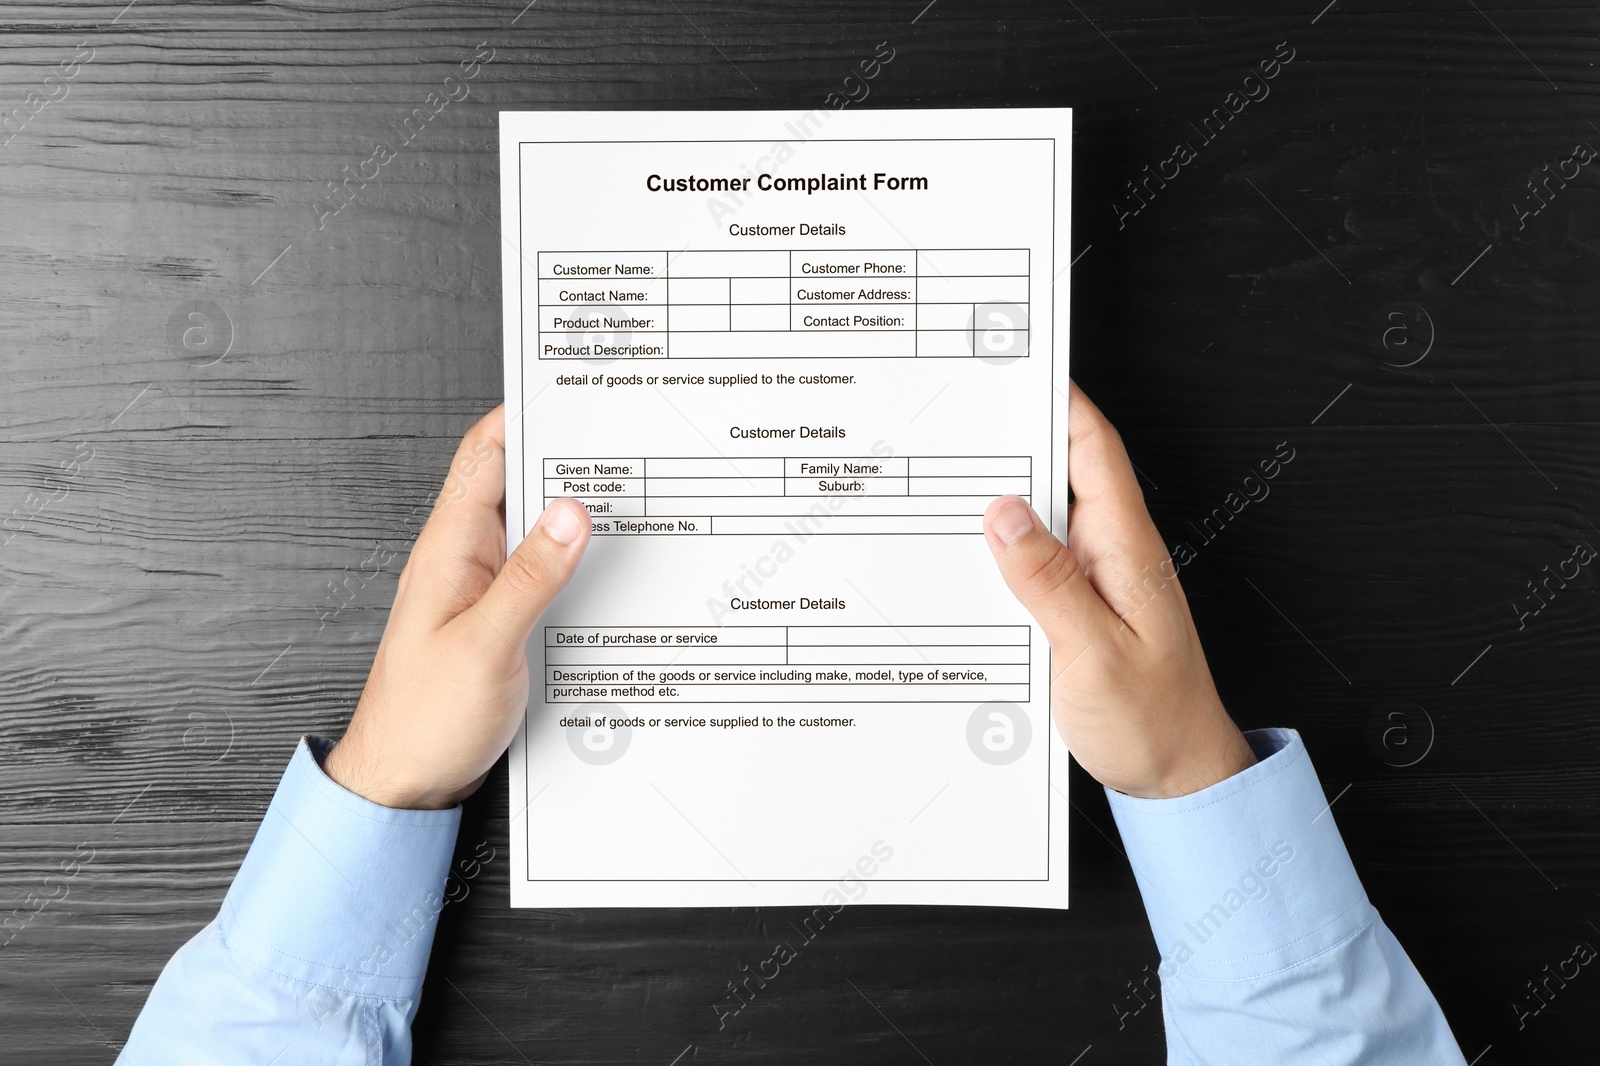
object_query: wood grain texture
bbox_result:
[4,1,1600,1062]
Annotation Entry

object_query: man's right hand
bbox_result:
[981,382,1256,799]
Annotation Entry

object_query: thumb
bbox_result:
[467,498,591,652]
[983,495,1116,652]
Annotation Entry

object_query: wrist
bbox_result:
[1141,726,1257,799]
[322,738,459,811]
[1114,704,1258,800]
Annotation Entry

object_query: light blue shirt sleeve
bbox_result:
[1105,727,1467,1065]
[120,728,1462,1063]
[117,736,461,1066]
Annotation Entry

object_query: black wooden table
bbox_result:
[4,2,1597,1062]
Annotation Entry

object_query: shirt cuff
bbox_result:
[1105,727,1374,982]
[217,736,462,1001]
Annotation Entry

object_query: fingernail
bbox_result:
[539,500,584,545]
[989,497,1035,545]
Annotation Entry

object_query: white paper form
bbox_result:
[500,108,1070,908]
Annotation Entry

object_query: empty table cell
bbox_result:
[731,304,790,331]
[669,305,731,331]
[815,493,1021,516]
[916,330,982,358]
[644,492,1020,518]
[810,494,1018,516]
[731,277,791,303]
[911,475,1031,496]
[915,302,974,329]
[546,625,787,648]
[974,301,1030,327]
[670,331,917,359]
[641,497,782,518]
[785,457,908,478]
[646,457,785,478]
[668,277,731,304]
[539,278,666,305]
[545,458,646,478]
[917,275,1029,304]
[793,249,916,278]
[916,248,1029,277]
[910,456,1031,477]
[647,476,785,497]
[543,475,644,497]
[564,496,645,518]
[788,644,1030,665]
[972,329,1030,360]
[711,514,983,534]
[790,625,1031,647]
[643,497,778,517]
[671,250,790,277]
[540,251,669,279]
[794,305,914,331]
[793,280,913,304]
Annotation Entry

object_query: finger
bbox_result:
[464,497,591,652]
[434,405,508,517]
[984,495,1117,652]
[400,408,511,625]
[1065,382,1149,533]
[1063,384,1176,622]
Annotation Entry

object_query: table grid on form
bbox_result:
[544,625,1031,704]
[535,248,1030,359]
[543,455,1032,535]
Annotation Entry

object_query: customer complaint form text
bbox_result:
[500,108,1070,909]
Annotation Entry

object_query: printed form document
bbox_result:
[500,108,1070,908]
